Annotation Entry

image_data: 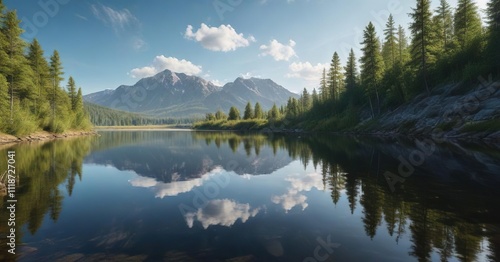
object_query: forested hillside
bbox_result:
[84,102,192,126]
[197,0,500,134]
[0,1,91,135]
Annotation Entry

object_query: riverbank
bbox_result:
[0,130,99,145]
[194,80,500,143]
[95,124,192,130]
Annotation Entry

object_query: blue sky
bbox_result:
[4,0,489,95]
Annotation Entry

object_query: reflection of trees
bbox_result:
[264,133,500,262]
[0,137,92,261]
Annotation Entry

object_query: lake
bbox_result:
[1,130,499,262]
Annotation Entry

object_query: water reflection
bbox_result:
[0,137,93,261]
[0,131,499,261]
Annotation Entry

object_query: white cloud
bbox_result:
[272,192,308,212]
[286,61,328,82]
[129,55,202,78]
[272,172,323,212]
[91,4,139,32]
[185,23,255,52]
[184,199,260,229]
[260,39,297,61]
[129,167,224,198]
[240,72,262,79]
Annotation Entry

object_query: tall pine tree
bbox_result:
[454,0,483,49]
[360,22,384,117]
[67,76,77,111]
[409,0,434,94]
[320,68,328,101]
[434,0,454,54]
[487,0,500,74]
[327,52,343,100]
[1,11,34,121]
[27,38,50,115]
[344,48,358,90]
[383,14,398,69]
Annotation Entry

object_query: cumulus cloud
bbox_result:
[260,39,297,61]
[272,192,308,212]
[272,172,324,212]
[184,199,260,229]
[129,55,202,78]
[286,62,328,82]
[185,23,255,52]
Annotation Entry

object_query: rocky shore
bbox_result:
[0,130,98,145]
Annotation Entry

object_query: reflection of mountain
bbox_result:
[85,131,294,183]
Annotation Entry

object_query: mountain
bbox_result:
[84,69,299,118]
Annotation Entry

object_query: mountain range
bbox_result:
[83,69,299,118]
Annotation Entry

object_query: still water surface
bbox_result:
[1,131,499,261]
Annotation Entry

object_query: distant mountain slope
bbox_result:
[84,102,192,126]
[84,69,298,118]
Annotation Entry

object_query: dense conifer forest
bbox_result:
[0,1,91,135]
[196,0,500,132]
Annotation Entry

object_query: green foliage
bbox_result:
[454,0,483,50]
[84,102,186,126]
[268,103,280,121]
[0,5,92,135]
[228,106,241,121]
[254,102,264,119]
[383,14,397,69]
[344,49,358,90]
[67,76,77,111]
[361,22,385,116]
[327,52,343,100]
[409,0,435,93]
[243,102,254,120]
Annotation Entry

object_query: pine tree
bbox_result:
[327,52,343,100]
[312,88,319,105]
[49,50,64,126]
[454,0,483,49]
[243,101,253,120]
[383,14,397,69]
[301,88,311,111]
[487,0,500,74]
[0,75,8,129]
[67,76,77,111]
[268,103,280,120]
[344,49,358,90]
[1,11,34,122]
[360,22,384,117]
[434,0,454,54]
[254,102,263,119]
[75,88,83,112]
[397,25,410,63]
[409,0,434,93]
[27,39,50,115]
[228,106,241,120]
[320,68,328,101]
